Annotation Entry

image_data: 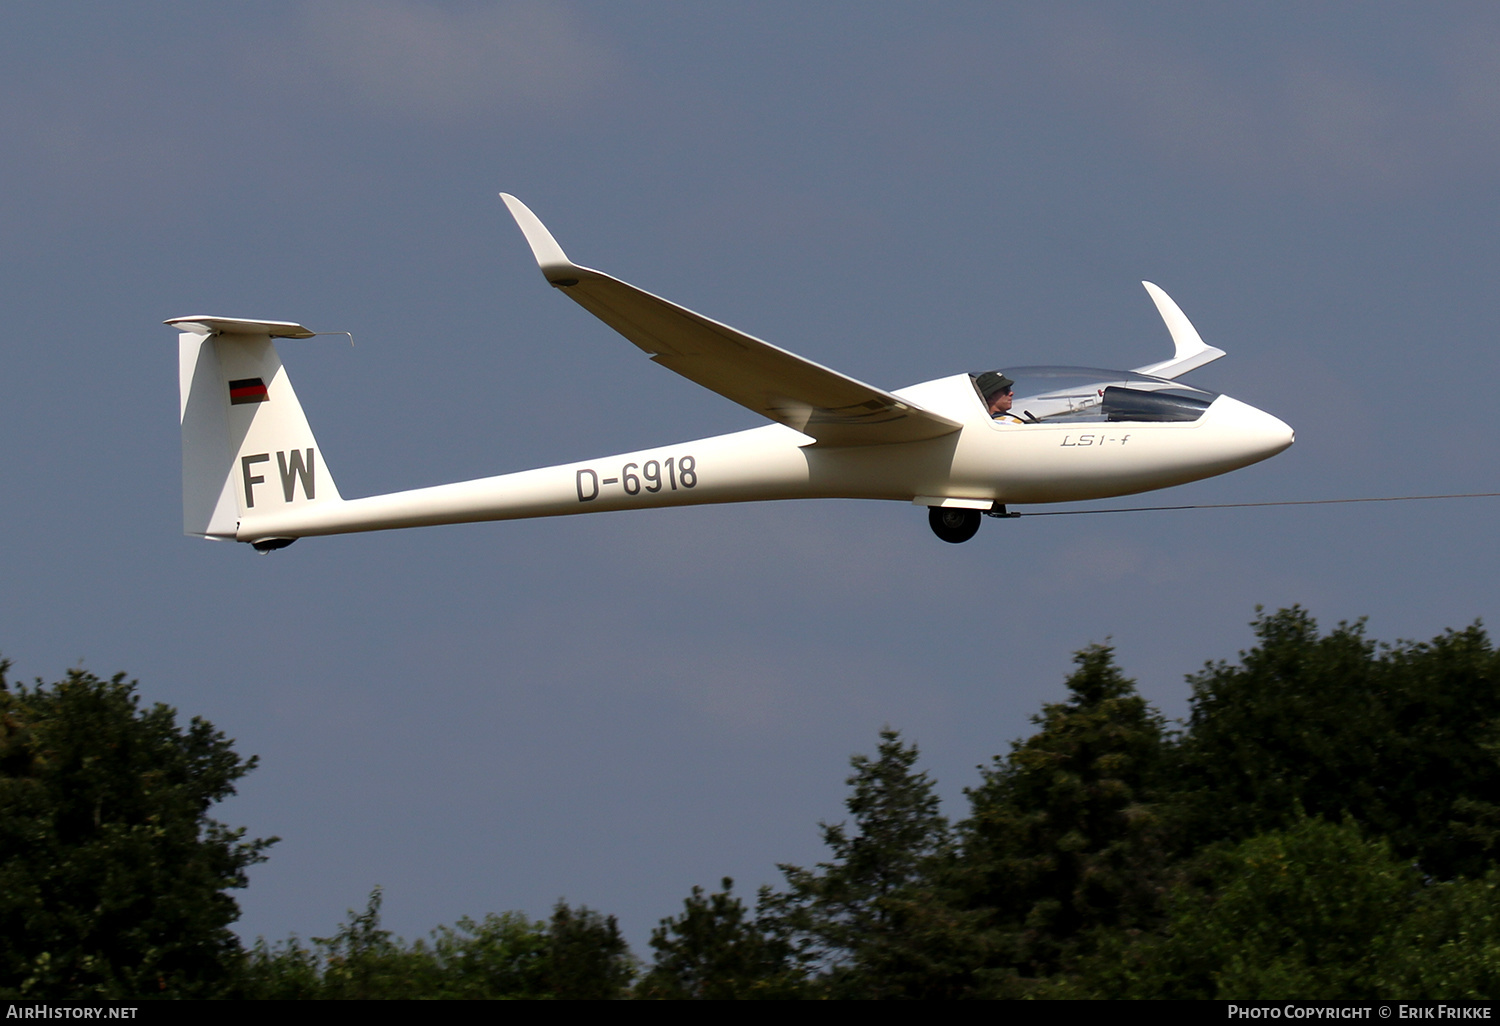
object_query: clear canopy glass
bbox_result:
[974,366,1219,424]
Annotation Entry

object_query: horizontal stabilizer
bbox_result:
[1131,282,1226,380]
[166,316,317,338]
[499,194,960,447]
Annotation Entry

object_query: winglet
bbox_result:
[499,193,583,286]
[1132,281,1227,379]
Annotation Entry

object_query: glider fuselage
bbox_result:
[232,371,1292,542]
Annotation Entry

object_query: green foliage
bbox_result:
[243,888,439,1000]
[426,911,550,999]
[241,889,631,999]
[1381,870,1500,998]
[1067,818,1500,1000]
[1180,607,1500,878]
[1044,612,1500,1001]
[0,661,272,999]
[237,609,1494,1001]
[18,606,1500,1001]
[958,644,1171,986]
[1096,818,1418,999]
[758,729,970,997]
[539,901,635,999]
[636,878,801,999]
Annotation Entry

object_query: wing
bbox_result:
[500,194,960,447]
[1131,281,1227,379]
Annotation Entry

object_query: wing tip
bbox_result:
[1133,282,1228,378]
[500,193,580,283]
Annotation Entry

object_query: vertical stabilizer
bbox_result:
[172,317,341,541]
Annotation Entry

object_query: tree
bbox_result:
[538,901,635,999]
[1380,869,1500,998]
[958,644,1172,987]
[1083,818,1419,999]
[759,729,967,998]
[0,661,273,998]
[1179,608,1500,878]
[636,878,801,999]
[427,910,550,999]
[241,889,556,999]
[247,888,436,1000]
[243,891,633,999]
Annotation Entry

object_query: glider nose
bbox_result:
[1246,403,1294,456]
[1271,414,1294,452]
[1254,407,1295,456]
[1207,395,1294,464]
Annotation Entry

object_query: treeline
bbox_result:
[4,607,1500,998]
[239,892,634,1000]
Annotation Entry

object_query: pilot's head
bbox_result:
[977,371,1015,415]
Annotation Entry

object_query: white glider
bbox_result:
[170,195,1292,549]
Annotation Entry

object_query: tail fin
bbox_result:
[172,317,341,541]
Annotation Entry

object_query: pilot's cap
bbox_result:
[977,371,1014,399]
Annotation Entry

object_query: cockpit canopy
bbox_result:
[973,366,1219,424]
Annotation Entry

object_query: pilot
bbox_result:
[977,371,1025,424]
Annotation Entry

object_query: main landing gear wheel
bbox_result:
[928,506,981,544]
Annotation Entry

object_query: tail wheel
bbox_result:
[928,506,981,544]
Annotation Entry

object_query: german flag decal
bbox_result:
[229,378,269,405]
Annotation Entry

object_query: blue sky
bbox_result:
[3,2,1499,949]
